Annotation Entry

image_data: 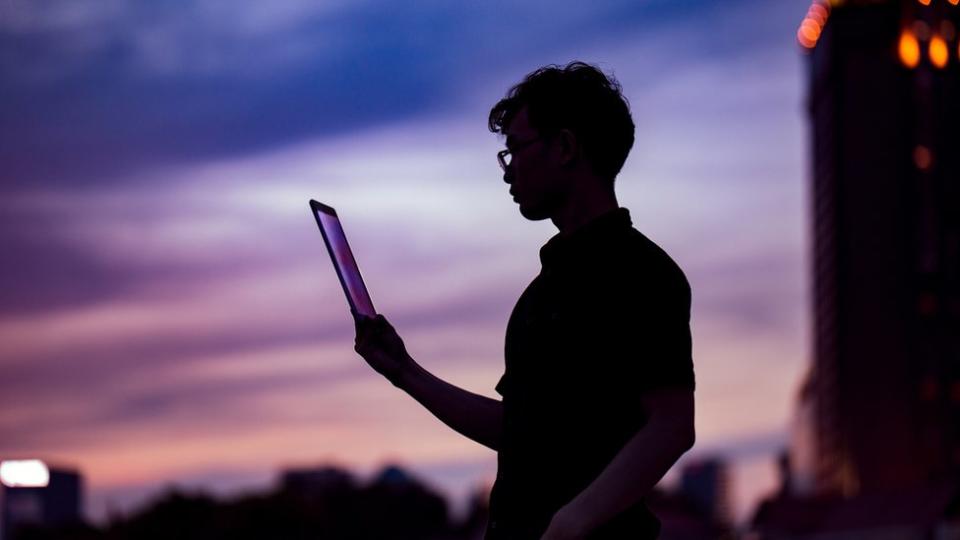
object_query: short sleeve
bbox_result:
[648,279,695,390]
[637,269,695,390]
[606,261,696,393]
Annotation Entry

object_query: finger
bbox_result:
[356,316,378,340]
[374,314,396,333]
[355,339,372,356]
[355,326,371,348]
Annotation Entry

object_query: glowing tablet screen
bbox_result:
[310,200,376,318]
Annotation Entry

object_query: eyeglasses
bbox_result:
[497,136,542,171]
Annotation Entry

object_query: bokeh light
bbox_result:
[0,460,51,488]
[899,29,921,68]
[930,35,949,68]
[913,145,934,171]
[798,1,831,50]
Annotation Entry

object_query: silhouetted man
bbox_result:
[354,61,696,540]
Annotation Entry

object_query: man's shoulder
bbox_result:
[614,227,690,292]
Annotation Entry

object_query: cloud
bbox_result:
[0,0,815,525]
[0,0,806,188]
[0,15,810,453]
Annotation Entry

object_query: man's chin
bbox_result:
[518,203,551,221]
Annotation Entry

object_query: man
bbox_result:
[354,61,695,539]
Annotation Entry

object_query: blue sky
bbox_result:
[1,0,811,524]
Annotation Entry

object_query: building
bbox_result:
[643,460,734,540]
[679,458,732,526]
[0,463,83,540]
[798,0,960,496]
[280,465,357,498]
[751,480,960,540]
[752,1,960,536]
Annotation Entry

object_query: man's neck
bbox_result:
[551,189,620,237]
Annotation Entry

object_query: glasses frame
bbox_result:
[497,136,542,171]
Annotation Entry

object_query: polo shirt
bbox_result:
[485,207,695,539]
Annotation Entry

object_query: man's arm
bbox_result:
[354,314,504,452]
[541,386,695,539]
[395,361,504,452]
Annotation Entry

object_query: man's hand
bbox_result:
[541,386,695,539]
[540,505,591,540]
[353,312,416,386]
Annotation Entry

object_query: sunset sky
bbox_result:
[1,0,809,524]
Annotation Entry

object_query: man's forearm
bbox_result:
[559,419,694,534]
[396,361,503,452]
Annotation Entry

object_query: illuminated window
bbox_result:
[899,30,921,68]
[914,145,934,170]
[0,460,50,488]
[930,35,949,68]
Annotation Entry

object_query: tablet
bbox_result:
[309,200,377,318]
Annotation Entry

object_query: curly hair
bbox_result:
[489,61,635,184]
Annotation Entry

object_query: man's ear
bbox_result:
[557,129,580,167]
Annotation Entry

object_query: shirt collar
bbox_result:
[539,207,633,268]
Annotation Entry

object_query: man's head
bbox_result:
[489,62,635,222]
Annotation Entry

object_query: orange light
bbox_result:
[918,0,931,5]
[914,145,933,170]
[899,30,921,68]
[798,0,831,50]
[802,19,822,38]
[798,16,823,49]
[930,35,949,68]
[808,4,829,25]
[950,0,959,5]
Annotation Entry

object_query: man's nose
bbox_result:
[503,169,513,184]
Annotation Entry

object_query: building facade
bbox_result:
[799,0,960,498]
[1,468,82,540]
